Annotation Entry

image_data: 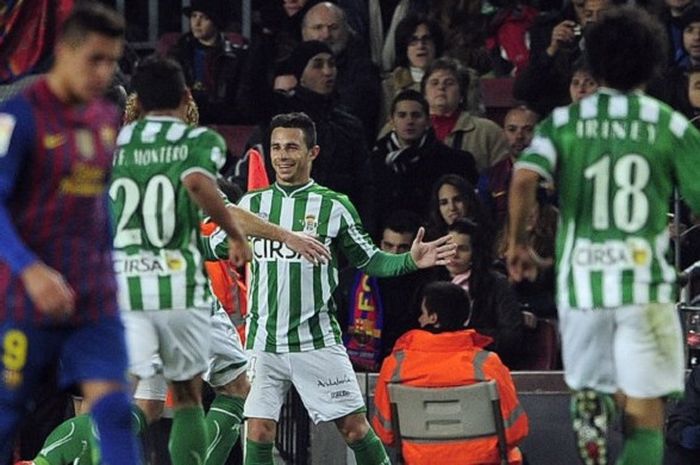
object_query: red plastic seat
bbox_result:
[209,124,255,158]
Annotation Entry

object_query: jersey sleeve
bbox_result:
[515,116,557,183]
[669,113,700,215]
[335,195,381,268]
[181,127,227,181]
[0,97,39,274]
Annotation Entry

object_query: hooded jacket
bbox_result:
[372,328,528,465]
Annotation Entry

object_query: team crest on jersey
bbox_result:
[75,129,95,160]
[301,215,318,235]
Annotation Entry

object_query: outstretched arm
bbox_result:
[183,172,251,267]
[409,227,457,268]
[228,204,330,265]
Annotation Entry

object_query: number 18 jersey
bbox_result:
[517,89,700,309]
[110,116,226,311]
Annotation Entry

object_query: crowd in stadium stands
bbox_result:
[4,0,700,464]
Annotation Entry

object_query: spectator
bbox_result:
[371,89,477,220]
[372,281,529,465]
[662,0,695,68]
[378,14,443,129]
[478,104,539,229]
[422,58,511,174]
[442,218,524,366]
[652,7,700,115]
[513,0,612,116]
[428,0,493,76]
[168,0,253,124]
[244,40,375,228]
[335,210,429,369]
[302,2,382,141]
[569,61,599,103]
[426,173,489,240]
[664,366,700,464]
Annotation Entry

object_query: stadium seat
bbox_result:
[481,77,517,126]
[513,318,561,371]
[388,380,515,465]
[209,124,255,158]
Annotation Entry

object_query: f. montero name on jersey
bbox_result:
[113,144,189,166]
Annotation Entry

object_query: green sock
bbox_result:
[616,428,663,465]
[34,414,97,465]
[205,395,245,465]
[348,428,390,465]
[131,404,149,435]
[244,438,273,465]
[169,406,208,465]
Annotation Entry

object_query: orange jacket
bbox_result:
[372,329,528,465]
[200,222,248,342]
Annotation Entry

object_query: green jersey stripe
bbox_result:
[112,117,225,311]
[521,89,700,309]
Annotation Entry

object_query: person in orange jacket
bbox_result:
[372,281,529,465]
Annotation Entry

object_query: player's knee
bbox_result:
[134,398,165,424]
[336,413,370,444]
[169,376,203,407]
[248,418,277,443]
[215,373,250,398]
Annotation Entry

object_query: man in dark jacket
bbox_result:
[302,2,381,142]
[371,89,477,221]
[244,40,375,229]
[169,0,252,124]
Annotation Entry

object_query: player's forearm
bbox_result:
[362,251,417,277]
[228,205,291,243]
[184,174,245,241]
[0,202,39,274]
[507,168,540,247]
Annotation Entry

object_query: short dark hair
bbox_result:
[131,56,187,112]
[269,112,317,148]
[59,2,125,46]
[382,210,422,236]
[393,14,444,69]
[421,57,469,104]
[422,281,471,332]
[391,89,429,116]
[585,6,667,91]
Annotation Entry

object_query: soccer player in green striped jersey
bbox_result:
[240,112,456,465]
[507,8,700,465]
[111,56,251,465]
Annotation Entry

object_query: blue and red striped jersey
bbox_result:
[0,78,120,325]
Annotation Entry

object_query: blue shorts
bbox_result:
[0,315,129,459]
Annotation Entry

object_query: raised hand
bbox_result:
[410,227,457,268]
[283,230,331,266]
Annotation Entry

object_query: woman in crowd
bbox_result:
[378,14,444,129]
[422,57,511,173]
[435,218,524,367]
[426,174,490,241]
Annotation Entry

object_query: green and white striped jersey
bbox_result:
[239,181,416,353]
[517,88,700,309]
[110,116,226,311]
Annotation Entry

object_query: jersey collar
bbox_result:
[273,179,315,197]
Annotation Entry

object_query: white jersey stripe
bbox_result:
[557,219,575,309]
[602,268,622,307]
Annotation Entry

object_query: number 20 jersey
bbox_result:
[111,116,226,311]
[517,89,700,310]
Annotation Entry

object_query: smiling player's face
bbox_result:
[270,127,319,186]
